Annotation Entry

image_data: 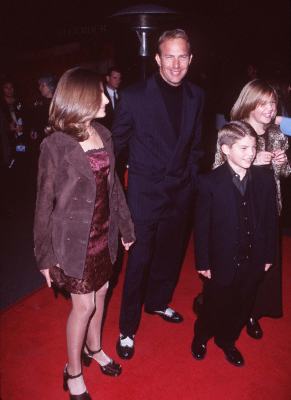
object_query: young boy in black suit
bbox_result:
[191,121,278,366]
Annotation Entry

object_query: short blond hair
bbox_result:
[213,121,257,168]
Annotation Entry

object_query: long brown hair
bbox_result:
[230,79,278,121]
[46,67,102,140]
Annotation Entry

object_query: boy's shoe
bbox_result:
[191,338,207,360]
[246,317,263,339]
[222,346,245,367]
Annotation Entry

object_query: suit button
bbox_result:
[249,244,252,248]
[247,231,251,235]
[69,216,73,220]
[242,201,247,206]
[237,263,240,267]
[66,237,71,241]
[86,199,93,203]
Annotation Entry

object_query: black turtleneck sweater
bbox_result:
[155,73,184,137]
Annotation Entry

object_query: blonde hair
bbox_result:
[213,121,257,168]
[230,79,278,121]
[46,67,102,140]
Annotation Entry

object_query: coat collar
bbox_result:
[57,123,112,180]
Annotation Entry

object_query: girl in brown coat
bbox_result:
[34,67,135,399]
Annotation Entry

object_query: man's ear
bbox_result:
[221,144,230,156]
[105,75,109,84]
[155,53,161,67]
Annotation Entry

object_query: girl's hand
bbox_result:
[121,238,134,251]
[254,151,273,165]
[272,149,287,165]
[40,268,53,288]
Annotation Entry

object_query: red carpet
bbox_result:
[1,237,291,400]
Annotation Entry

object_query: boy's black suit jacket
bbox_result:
[194,162,278,286]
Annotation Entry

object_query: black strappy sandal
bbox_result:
[82,345,122,377]
[63,364,91,400]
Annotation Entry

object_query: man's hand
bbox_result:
[121,237,134,251]
[198,269,211,279]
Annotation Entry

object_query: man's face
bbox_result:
[3,82,14,98]
[106,71,122,90]
[222,136,256,172]
[38,81,52,98]
[155,38,192,86]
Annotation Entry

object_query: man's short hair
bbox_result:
[106,66,122,76]
[157,29,191,55]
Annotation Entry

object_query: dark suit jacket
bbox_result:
[112,74,204,222]
[98,85,117,130]
[194,163,278,286]
[34,121,135,279]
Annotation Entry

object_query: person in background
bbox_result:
[98,66,122,130]
[275,116,291,136]
[98,67,127,184]
[30,74,57,146]
[192,121,277,367]
[34,67,135,399]
[214,79,290,339]
[112,29,204,360]
[0,79,28,160]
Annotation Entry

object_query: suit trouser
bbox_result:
[119,213,189,336]
[194,262,264,349]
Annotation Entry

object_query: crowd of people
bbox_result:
[1,28,291,399]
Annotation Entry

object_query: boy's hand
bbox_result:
[198,269,211,279]
[264,263,272,272]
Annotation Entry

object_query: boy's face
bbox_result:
[222,136,256,171]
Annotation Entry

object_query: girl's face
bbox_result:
[248,94,277,126]
[95,91,109,119]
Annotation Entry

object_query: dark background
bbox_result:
[1,0,290,92]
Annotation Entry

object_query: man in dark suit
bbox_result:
[112,29,204,359]
[99,67,122,130]
[191,121,278,367]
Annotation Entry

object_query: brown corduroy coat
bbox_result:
[34,121,135,279]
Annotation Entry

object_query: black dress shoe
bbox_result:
[246,317,263,339]
[191,339,207,360]
[116,335,135,360]
[146,307,183,323]
[222,346,244,367]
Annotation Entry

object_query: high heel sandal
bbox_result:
[82,345,122,377]
[63,364,91,400]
